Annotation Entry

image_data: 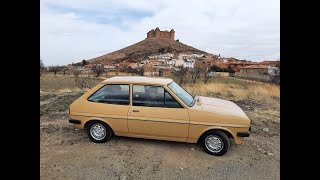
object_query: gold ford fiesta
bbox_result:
[69,76,251,156]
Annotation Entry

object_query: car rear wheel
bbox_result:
[87,121,112,143]
[202,130,230,156]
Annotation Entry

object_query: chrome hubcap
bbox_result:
[205,135,224,153]
[90,123,106,140]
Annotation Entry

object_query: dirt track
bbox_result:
[40,93,280,180]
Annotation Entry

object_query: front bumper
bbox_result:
[69,119,81,124]
[237,126,251,137]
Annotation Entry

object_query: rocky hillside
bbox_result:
[88,37,209,63]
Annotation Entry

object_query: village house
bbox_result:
[182,59,195,68]
[89,63,103,69]
[143,65,172,77]
[67,64,86,70]
[259,60,280,67]
[178,53,204,60]
[235,65,271,81]
[148,59,167,67]
[84,64,96,70]
[166,59,175,66]
[195,57,221,67]
[148,53,174,59]
[127,63,139,69]
[219,62,258,72]
[174,59,184,67]
[143,65,160,76]
[239,65,269,74]
[103,61,116,71]
[139,60,150,67]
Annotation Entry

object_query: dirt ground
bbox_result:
[40,90,280,180]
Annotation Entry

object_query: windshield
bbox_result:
[167,81,195,107]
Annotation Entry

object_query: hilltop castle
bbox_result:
[147,27,175,40]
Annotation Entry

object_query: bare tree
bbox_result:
[81,59,88,66]
[60,66,68,75]
[40,58,46,76]
[72,69,81,78]
[49,66,61,75]
[202,66,211,84]
[174,67,189,85]
[40,58,45,70]
[189,66,201,84]
[92,64,105,77]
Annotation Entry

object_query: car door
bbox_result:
[128,84,189,142]
[86,84,130,134]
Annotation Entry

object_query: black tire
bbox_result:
[201,130,230,156]
[87,121,113,143]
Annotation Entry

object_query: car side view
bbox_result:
[69,76,251,156]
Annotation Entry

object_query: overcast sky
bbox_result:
[40,0,280,66]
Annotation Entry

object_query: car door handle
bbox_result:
[132,109,139,112]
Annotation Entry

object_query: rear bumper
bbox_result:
[237,126,251,137]
[69,119,81,124]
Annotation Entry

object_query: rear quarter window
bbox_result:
[88,84,130,105]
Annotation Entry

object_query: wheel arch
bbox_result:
[197,127,235,143]
[84,119,114,134]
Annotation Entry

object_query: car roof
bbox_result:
[101,76,173,85]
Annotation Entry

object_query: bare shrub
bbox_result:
[189,66,201,84]
[72,69,81,78]
[202,66,211,84]
[269,64,280,85]
[49,66,61,75]
[174,67,189,85]
[92,64,104,77]
[61,67,68,76]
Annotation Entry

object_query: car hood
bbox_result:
[194,96,249,119]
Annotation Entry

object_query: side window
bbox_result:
[133,85,164,107]
[88,84,129,105]
[165,91,183,108]
[132,85,183,108]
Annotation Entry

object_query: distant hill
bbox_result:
[88,37,209,63]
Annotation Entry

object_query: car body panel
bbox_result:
[69,83,129,135]
[128,106,189,141]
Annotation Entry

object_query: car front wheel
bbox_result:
[202,130,230,156]
[87,121,112,143]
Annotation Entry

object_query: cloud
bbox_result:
[40,0,279,65]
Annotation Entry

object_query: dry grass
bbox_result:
[40,76,102,92]
[182,79,280,105]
